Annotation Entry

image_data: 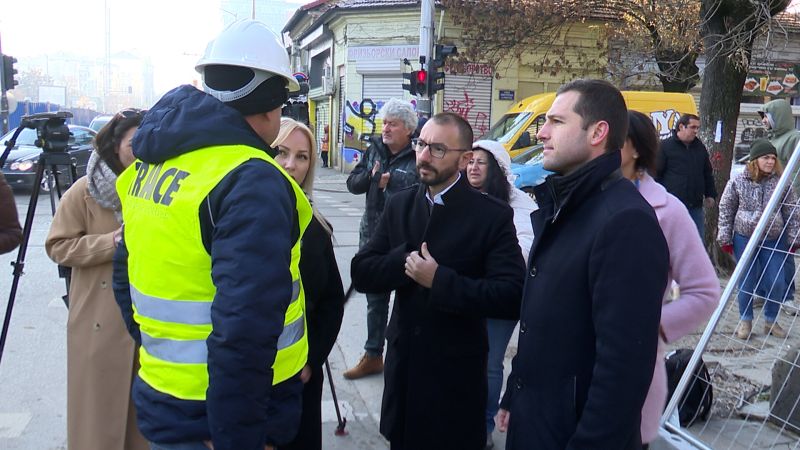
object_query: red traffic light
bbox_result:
[416,70,427,84]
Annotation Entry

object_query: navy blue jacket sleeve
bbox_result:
[112,229,141,345]
[205,161,296,450]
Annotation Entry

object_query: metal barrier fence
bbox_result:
[660,141,800,449]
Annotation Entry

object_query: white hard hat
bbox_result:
[195,19,300,98]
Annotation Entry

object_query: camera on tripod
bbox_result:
[20,111,73,153]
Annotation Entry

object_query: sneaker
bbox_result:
[736,320,752,340]
[765,321,787,338]
[343,353,383,380]
[783,300,799,316]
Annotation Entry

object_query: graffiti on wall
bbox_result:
[341,98,417,165]
[443,91,490,137]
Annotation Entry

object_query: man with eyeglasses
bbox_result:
[656,113,717,237]
[351,112,525,449]
[344,98,419,380]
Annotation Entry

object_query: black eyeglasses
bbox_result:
[411,138,469,159]
[116,108,146,119]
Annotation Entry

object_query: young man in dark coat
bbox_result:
[497,79,669,450]
[345,98,419,379]
[656,113,717,237]
[351,112,525,450]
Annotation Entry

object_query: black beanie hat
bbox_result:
[749,138,777,162]
[203,64,289,116]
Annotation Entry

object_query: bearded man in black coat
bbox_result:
[497,80,669,450]
[351,112,525,450]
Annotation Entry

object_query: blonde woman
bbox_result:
[274,118,345,450]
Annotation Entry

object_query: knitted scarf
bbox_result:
[86,151,122,223]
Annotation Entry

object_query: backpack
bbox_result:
[665,348,713,427]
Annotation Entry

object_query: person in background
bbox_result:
[497,79,669,449]
[620,111,720,445]
[467,139,536,450]
[0,172,22,254]
[45,108,148,450]
[656,113,717,238]
[760,99,800,316]
[320,124,330,168]
[718,139,799,340]
[275,118,345,450]
[344,98,419,380]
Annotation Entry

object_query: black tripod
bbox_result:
[0,115,77,367]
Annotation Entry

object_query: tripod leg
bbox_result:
[0,161,45,366]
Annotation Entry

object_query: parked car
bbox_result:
[89,115,113,132]
[1,125,96,192]
[510,144,551,197]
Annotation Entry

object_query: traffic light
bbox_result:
[2,54,18,92]
[415,69,428,96]
[428,44,457,95]
[402,71,416,95]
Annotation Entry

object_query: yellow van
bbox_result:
[483,91,699,158]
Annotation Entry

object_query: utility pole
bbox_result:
[417,0,435,117]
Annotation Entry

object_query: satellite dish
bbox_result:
[6,91,17,114]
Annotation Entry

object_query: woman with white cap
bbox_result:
[468,140,536,449]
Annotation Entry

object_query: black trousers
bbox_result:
[281,365,324,450]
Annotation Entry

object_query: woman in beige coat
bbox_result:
[46,109,148,450]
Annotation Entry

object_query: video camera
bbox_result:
[20,111,73,153]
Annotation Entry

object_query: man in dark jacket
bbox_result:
[497,80,669,450]
[351,112,525,449]
[656,113,717,237]
[344,98,419,379]
[113,21,308,450]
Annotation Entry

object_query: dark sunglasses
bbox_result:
[116,108,146,119]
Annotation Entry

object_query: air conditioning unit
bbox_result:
[321,66,335,95]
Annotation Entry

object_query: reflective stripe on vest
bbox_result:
[131,282,304,364]
[118,145,312,401]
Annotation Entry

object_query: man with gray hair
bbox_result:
[345,98,419,379]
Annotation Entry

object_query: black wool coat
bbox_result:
[351,176,525,450]
[502,151,669,450]
[656,133,717,209]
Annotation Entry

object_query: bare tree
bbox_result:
[699,0,790,270]
[442,0,702,92]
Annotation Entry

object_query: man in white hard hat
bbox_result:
[113,20,311,450]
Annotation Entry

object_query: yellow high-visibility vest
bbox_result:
[117,145,312,400]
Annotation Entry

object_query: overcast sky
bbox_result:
[0,0,307,95]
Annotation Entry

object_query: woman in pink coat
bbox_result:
[621,111,720,444]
